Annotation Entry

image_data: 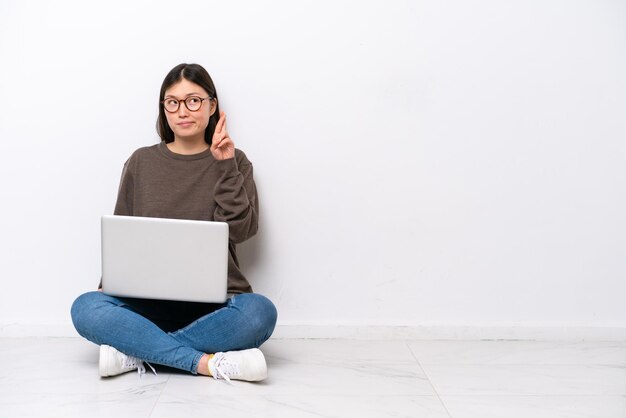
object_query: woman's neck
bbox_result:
[167,137,209,155]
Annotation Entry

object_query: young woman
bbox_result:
[71,63,277,382]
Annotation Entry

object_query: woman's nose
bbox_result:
[177,104,190,117]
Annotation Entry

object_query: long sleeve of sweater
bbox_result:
[212,155,259,244]
[113,161,134,217]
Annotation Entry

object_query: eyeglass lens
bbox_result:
[163,96,206,112]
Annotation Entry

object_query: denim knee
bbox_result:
[70,291,113,339]
[70,291,105,338]
[234,293,278,345]
[71,292,92,334]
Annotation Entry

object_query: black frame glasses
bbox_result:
[161,96,213,113]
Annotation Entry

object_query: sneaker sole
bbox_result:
[99,344,114,377]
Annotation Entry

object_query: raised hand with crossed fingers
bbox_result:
[211,111,235,160]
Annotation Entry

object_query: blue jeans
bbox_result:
[70,291,277,374]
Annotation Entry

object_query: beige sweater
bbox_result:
[110,141,258,295]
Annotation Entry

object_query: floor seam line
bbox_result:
[406,340,454,418]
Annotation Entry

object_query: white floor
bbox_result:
[0,338,625,417]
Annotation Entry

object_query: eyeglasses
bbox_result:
[161,96,213,113]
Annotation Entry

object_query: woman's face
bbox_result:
[163,78,216,142]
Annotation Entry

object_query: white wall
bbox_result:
[1,0,624,337]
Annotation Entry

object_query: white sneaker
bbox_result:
[208,348,267,382]
[99,345,156,377]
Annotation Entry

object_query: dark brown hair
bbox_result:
[156,63,220,144]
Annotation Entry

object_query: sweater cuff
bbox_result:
[214,157,239,174]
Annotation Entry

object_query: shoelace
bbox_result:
[211,353,240,383]
[123,355,157,378]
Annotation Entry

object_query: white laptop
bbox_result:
[101,215,229,303]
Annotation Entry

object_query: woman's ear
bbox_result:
[209,99,217,116]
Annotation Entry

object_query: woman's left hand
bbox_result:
[211,111,235,160]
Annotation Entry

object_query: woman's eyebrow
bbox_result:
[164,92,204,99]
